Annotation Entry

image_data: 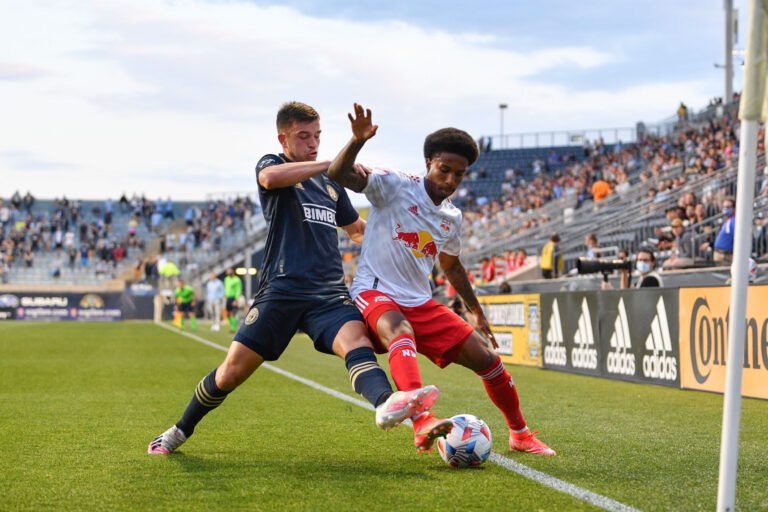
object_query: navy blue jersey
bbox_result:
[254,153,359,300]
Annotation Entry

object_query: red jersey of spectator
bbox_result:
[481,257,495,283]
[446,268,475,298]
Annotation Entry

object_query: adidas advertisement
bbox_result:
[597,289,680,387]
[679,286,768,400]
[540,293,600,376]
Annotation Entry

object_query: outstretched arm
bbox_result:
[258,160,330,190]
[328,103,379,193]
[439,252,498,349]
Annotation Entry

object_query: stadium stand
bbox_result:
[458,95,768,291]
[4,95,763,298]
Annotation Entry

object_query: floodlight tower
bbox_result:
[725,0,734,102]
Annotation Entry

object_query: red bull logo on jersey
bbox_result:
[392,223,437,259]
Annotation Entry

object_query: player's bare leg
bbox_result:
[332,320,439,430]
[148,341,263,454]
[454,332,555,456]
[374,310,451,451]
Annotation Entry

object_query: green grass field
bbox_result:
[1,321,766,511]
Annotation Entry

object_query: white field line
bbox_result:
[155,322,640,512]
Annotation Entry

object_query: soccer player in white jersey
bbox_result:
[328,104,555,456]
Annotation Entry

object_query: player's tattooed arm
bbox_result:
[439,252,499,349]
[328,103,378,193]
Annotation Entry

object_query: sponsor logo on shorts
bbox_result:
[244,307,260,325]
[374,296,392,303]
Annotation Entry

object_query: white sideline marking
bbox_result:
[155,322,640,512]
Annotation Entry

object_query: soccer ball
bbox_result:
[730,257,758,283]
[436,414,493,468]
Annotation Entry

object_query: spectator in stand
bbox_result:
[663,219,695,269]
[67,247,77,269]
[591,175,611,204]
[540,233,562,279]
[584,233,600,259]
[164,197,175,220]
[516,248,527,269]
[119,193,129,213]
[713,197,736,264]
[504,249,518,277]
[24,248,33,268]
[499,281,512,294]
[52,249,64,279]
[23,191,35,213]
[633,248,663,287]
[481,256,495,284]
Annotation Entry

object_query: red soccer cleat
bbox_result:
[509,429,556,456]
[412,413,453,454]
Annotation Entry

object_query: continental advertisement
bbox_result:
[479,294,542,367]
[679,286,768,400]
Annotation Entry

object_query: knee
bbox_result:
[215,362,244,391]
[378,319,415,346]
[337,334,373,355]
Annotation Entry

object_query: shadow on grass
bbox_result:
[162,451,435,480]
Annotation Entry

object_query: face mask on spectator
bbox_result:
[636,261,651,274]
[723,207,733,217]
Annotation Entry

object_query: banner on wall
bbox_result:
[540,289,680,387]
[540,292,601,376]
[596,289,680,387]
[479,294,542,367]
[0,292,123,321]
[679,286,768,400]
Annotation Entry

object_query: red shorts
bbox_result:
[354,290,475,368]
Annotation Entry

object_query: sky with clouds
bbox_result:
[0,0,747,202]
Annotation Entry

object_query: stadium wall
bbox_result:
[484,286,768,400]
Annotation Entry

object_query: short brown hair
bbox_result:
[276,101,319,132]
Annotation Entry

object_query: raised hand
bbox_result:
[348,103,379,142]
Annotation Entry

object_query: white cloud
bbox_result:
[0,0,713,201]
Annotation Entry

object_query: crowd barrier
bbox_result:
[480,286,768,400]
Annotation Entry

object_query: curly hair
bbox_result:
[423,127,479,165]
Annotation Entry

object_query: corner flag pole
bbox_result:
[716,1,767,511]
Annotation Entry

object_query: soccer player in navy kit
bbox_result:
[149,102,438,455]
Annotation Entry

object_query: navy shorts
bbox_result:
[178,302,193,313]
[225,298,237,313]
[233,295,363,361]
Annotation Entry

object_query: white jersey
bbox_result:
[350,168,462,307]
